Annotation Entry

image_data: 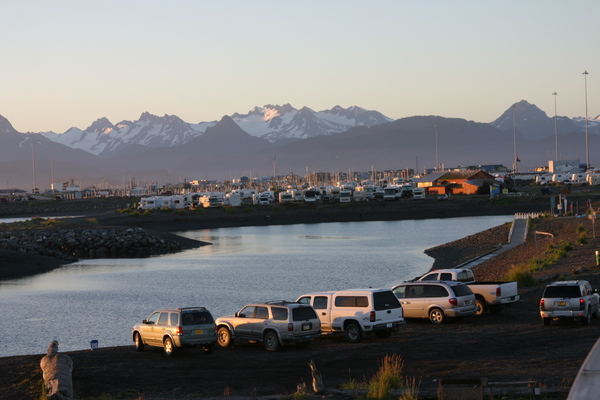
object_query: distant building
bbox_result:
[415,170,499,195]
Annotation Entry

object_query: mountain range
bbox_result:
[2,102,600,190]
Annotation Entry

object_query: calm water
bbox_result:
[0,216,511,357]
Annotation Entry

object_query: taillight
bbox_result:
[449,298,458,306]
[580,299,585,310]
[174,326,183,335]
[288,323,294,332]
[370,311,376,322]
[540,299,545,311]
[214,325,218,332]
[496,287,501,297]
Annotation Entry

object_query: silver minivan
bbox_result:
[392,281,477,324]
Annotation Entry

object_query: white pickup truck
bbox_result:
[416,268,520,315]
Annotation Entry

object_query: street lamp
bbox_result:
[435,124,438,170]
[512,104,518,173]
[552,92,559,160]
[583,70,590,170]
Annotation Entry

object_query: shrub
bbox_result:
[367,354,403,399]
[130,211,140,217]
[577,224,586,233]
[505,265,537,287]
[222,205,238,214]
[577,233,588,245]
[85,218,99,225]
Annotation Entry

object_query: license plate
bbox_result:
[386,323,392,328]
[194,329,204,335]
[302,323,311,331]
[558,301,566,306]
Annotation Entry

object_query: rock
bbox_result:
[40,340,74,400]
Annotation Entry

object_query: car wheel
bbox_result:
[264,331,280,351]
[374,330,391,339]
[217,327,232,348]
[429,308,446,324]
[542,317,551,326]
[163,337,175,357]
[475,298,486,316]
[203,343,215,354]
[584,310,592,326]
[345,322,362,343]
[134,333,144,352]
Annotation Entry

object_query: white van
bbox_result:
[296,289,405,342]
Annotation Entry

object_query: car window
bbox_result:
[392,286,406,298]
[147,312,160,324]
[452,284,474,297]
[170,313,179,326]
[292,307,317,321]
[544,286,582,298]
[420,273,438,281]
[456,270,474,282]
[426,285,449,298]
[439,273,453,281]
[373,291,401,310]
[255,307,269,319]
[182,311,214,325]
[157,312,169,326]
[313,296,328,309]
[271,307,288,321]
[334,296,369,307]
[238,306,256,318]
[297,297,311,305]
[405,285,426,298]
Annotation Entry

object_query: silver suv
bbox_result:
[215,301,321,351]
[540,280,600,325]
[132,307,217,356]
[391,281,477,324]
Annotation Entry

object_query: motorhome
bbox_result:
[339,190,352,203]
[587,174,600,186]
[383,186,400,201]
[278,191,294,204]
[412,187,426,199]
[224,192,242,207]
[258,192,272,205]
[400,184,414,198]
[199,193,224,208]
[303,189,320,204]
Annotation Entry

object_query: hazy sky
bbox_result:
[1,1,598,133]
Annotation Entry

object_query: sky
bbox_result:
[1,1,599,133]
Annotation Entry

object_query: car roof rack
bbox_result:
[264,300,295,305]
[177,307,207,311]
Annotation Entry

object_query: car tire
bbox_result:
[543,317,551,326]
[584,310,592,326]
[217,327,233,348]
[429,308,446,324]
[345,322,362,343]
[203,343,215,354]
[475,298,486,316]
[374,330,391,339]
[264,331,281,351]
[134,333,144,352]
[163,337,175,357]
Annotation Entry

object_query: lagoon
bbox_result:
[0,215,512,357]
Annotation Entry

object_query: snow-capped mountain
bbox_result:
[231,104,393,141]
[50,113,214,158]
[42,105,393,157]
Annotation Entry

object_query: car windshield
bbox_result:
[292,307,318,321]
[182,311,214,325]
[544,286,582,299]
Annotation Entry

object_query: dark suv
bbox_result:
[132,307,217,356]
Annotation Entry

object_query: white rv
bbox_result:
[412,187,426,199]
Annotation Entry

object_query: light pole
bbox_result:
[512,104,518,173]
[583,70,590,170]
[435,124,439,170]
[553,92,559,160]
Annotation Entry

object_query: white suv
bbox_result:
[296,289,405,342]
[215,301,321,351]
[540,280,599,325]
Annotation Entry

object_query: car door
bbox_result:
[250,306,270,339]
[232,306,256,339]
[140,312,160,345]
[395,285,426,318]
